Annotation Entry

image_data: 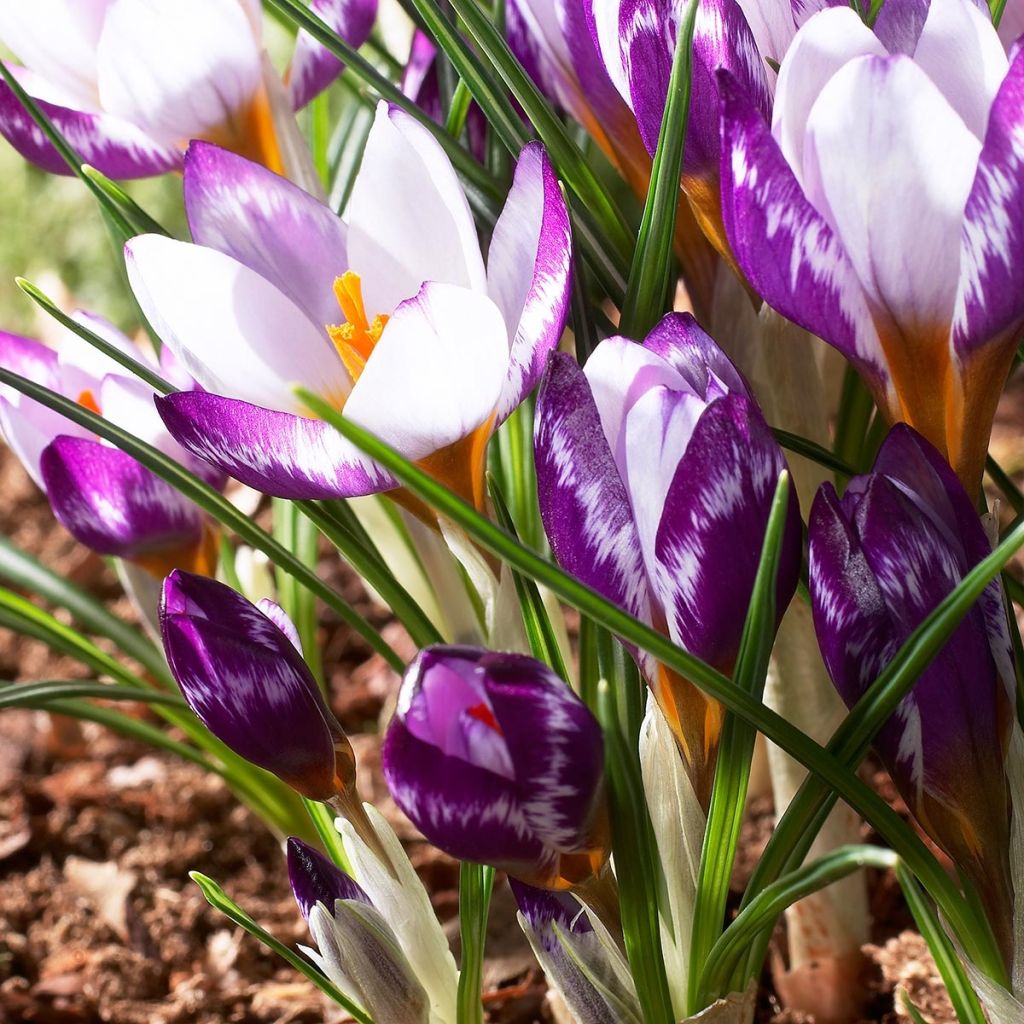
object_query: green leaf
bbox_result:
[688,473,790,1013]
[619,0,699,337]
[773,427,855,479]
[0,679,186,711]
[297,389,1013,982]
[0,365,403,674]
[273,499,324,687]
[986,455,1024,517]
[456,862,494,1024]
[832,365,876,475]
[80,165,172,237]
[303,798,353,874]
[190,871,374,1022]
[991,0,1008,27]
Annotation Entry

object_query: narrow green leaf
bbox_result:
[273,499,324,686]
[986,455,1024,516]
[445,78,475,139]
[0,679,185,711]
[190,871,374,1022]
[832,365,875,475]
[80,165,172,237]
[619,0,699,337]
[303,798,353,874]
[456,862,494,1024]
[991,0,1008,27]
[773,426,856,479]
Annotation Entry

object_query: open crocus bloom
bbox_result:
[0,318,220,577]
[809,425,1015,961]
[125,102,571,512]
[382,645,609,890]
[720,0,1024,492]
[0,0,376,178]
[535,313,801,806]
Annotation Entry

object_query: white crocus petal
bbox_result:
[98,374,194,465]
[0,395,91,487]
[0,0,108,107]
[735,0,798,71]
[772,7,886,185]
[582,336,682,473]
[587,0,632,104]
[911,0,1008,140]
[303,906,365,1008]
[802,55,982,337]
[338,804,459,1024]
[125,235,350,412]
[347,103,487,317]
[56,312,150,398]
[344,282,508,461]
[96,0,262,146]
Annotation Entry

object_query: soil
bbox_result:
[0,422,992,1023]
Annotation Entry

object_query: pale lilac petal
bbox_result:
[347,103,487,316]
[719,72,888,391]
[487,143,572,423]
[0,331,59,393]
[39,435,204,559]
[156,391,396,500]
[953,46,1024,354]
[734,0,799,68]
[872,0,930,54]
[288,0,378,109]
[184,141,348,332]
[0,393,92,486]
[125,234,350,412]
[257,599,304,655]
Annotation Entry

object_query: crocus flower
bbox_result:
[382,645,608,890]
[511,880,641,1024]
[535,313,801,805]
[719,0,1024,492]
[0,0,376,178]
[124,101,571,513]
[809,424,1014,960]
[0,319,219,577]
[287,837,431,1024]
[161,571,358,802]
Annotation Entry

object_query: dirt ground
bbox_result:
[5,358,1021,1024]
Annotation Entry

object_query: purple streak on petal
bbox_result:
[489,143,573,423]
[184,141,347,332]
[641,312,749,399]
[39,436,204,559]
[718,70,888,391]
[156,391,396,501]
[287,837,369,922]
[0,78,178,178]
[953,46,1024,356]
[258,598,303,654]
[401,32,443,121]
[872,0,930,54]
[535,353,651,623]
[654,393,801,670]
[288,0,378,110]
[0,330,59,390]
[160,571,342,798]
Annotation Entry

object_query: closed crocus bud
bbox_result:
[511,880,641,1024]
[287,838,430,1024]
[809,424,1015,960]
[382,645,608,890]
[160,571,355,802]
[535,312,801,806]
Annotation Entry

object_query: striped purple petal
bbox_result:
[156,391,396,501]
[488,143,573,423]
[641,311,749,399]
[287,837,370,922]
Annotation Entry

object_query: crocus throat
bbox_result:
[328,272,390,384]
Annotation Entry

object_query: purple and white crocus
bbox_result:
[124,101,571,513]
[382,645,609,890]
[0,320,220,577]
[809,424,1015,961]
[720,0,1024,492]
[0,0,376,178]
[535,313,802,805]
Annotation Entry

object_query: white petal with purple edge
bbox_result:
[0,394,92,486]
[125,234,350,412]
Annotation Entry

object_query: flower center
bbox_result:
[327,271,390,384]
[466,702,502,734]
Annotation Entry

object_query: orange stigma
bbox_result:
[328,271,390,384]
[77,389,101,415]
[467,702,502,734]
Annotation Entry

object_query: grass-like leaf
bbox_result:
[456,862,494,1024]
[0,679,185,711]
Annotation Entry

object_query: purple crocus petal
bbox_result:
[641,312,749,399]
[39,435,204,559]
[488,143,572,423]
[183,141,348,333]
[510,880,590,939]
[718,70,889,395]
[0,330,59,390]
[402,32,443,120]
[535,353,651,624]
[258,598,304,654]
[161,571,344,799]
[872,0,930,54]
[653,392,802,670]
[287,837,370,922]
[952,45,1024,356]
[288,0,378,110]
[156,391,396,501]
[507,0,566,106]
[0,75,178,179]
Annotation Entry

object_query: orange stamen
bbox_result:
[327,272,389,385]
[77,389,101,415]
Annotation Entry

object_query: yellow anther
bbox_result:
[327,271,389,385]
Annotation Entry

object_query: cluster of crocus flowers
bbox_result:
[719,0,1024,492]
[0,0,376,177]
[809,425,1016,962]
[0,319,220,577]
[124,101,571,515]
[535,312,801,805]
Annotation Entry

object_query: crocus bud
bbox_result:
[511,880,641,1024]
[382,645,608,890]
[535,313,801,805]
[287,838,430,1024]
[809,425,1014,959]
[160,571,355,802]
